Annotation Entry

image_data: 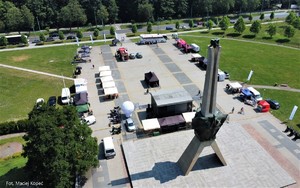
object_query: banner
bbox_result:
[103,34,106,43]
[289,105,298,120]
[90,35,94,44]
[247,70,253,81]
[75,37,79,46]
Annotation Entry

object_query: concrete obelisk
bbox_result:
[177,39,227,176]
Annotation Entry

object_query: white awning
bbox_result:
[104,87,118,95]
[100,70,112,77]
[100,76,114,83]
[229,82,243,89]
[99,66,110,72]
[142,118,160,131]
[182,112,196,123]
[102,81,115,88]
[74,78,87,86]
[191,53,201,58]
[75,85,88,93]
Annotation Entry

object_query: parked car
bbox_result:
[67,35,76,40]
[166,26,173,30]
[125,118,136,132]
[31,39,41,44]
[265,99,280,110]
[48,96,57,106]
[129,53,136,59]
[82,115,96,125]
[46,37,55,42]
[135,52,143,59]
[180,25,188,29]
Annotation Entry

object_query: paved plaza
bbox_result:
[78,39,300,187]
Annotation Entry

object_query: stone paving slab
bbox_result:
[111,70,121,80]
[173,72,192,85]
[104,60,118,69]
[164,63,182,73]
[123,125,295,187]
[115,81,127,93]
[157,54,173,63]
[102,53,115,61]
[114,94,130,107]
[101,45,112,53]
[151,48,165,55]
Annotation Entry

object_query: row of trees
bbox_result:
[0,0,299,33]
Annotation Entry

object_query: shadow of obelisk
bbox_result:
[177,39,228,176]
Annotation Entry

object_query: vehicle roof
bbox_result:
[103,137,115,149]
[84,115,95,122]
[247,87,260,95]
[126,118,133,123]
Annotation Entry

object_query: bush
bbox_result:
[76,30,83,39]
[0,35,8,46]
[58,31,65,40]
[0,119,30,136]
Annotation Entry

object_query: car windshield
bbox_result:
[106,149,114,154]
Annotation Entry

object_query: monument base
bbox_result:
[177,136,226,176]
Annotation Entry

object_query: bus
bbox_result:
[139,34,167,45]
[5,35,28,45]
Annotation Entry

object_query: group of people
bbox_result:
[230,107,244,115]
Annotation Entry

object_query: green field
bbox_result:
[0,68,73,122]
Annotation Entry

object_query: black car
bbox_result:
[48,96,57,106]
[46,37,55,42]
[166,26,173,30]
[135,52,143,59]
[67,35,76,40]
[265,99,280,110]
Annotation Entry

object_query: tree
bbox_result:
[147,23,152,33]
[96,5,109,26]
[131,24,137,35]
[188,19,194,28]
[284,25,295,38]
[159,0,175,19]
[107,0,118,23]
[58,31,64,40]
[219,16,230,31]
[250,20,261,36]
[175,21,180,29]
[137,2,154,22]
[20,5,34,32]
[207,20,214,31]
[110,26,115,35]
[76,30,83,39]
[0,36,8,46]
[267,24,276,38]
[59,0,87,30]
[270,12,274,20]
[285,12,297,25]
[249,14,253,22]
[174,0,188,18]
[259,13,264,21]
[21,34,28,44]
[39,33,45,42]
[5,6,23,33]
[93,28,99,38]
[23,105,98,187]
[234,17,246,34]
[213,0,235,15]
[292,17,300,29]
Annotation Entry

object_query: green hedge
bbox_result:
[0,119,29,136]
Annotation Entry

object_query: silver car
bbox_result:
[125,118,136,132]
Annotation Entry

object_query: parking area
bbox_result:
[77,39,300,188]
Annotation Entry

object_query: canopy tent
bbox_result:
[104,87,118,96]
[182,112,196,123]
[74,78,87,86]
[229,82,242,89]
[158,115,186,133]
[100,76,114,83]
[75,85,88,94]
[99,66,110,73]
[142,118,160,131]
[102,81,116,88]
[76,103,90,113]
[74,92,88,105]
[144,71,159,87]
[100,70,112,77]
[191,53,202,62]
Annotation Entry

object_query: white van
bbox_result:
[190,43,200,53]
[247,87,263,102]
[61,88,71,104]
[103,137,116,159]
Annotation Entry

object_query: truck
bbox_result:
[103,137,116,159]
[115,47,129,61]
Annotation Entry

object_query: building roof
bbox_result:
[151,88,193,107]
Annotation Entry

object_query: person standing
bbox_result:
[231,107,235,114]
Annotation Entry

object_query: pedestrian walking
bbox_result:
[92,64,94,69]
[239,107,244,115]
[197,90,201,96]
[145,88,149,94]
[231,107,235,114]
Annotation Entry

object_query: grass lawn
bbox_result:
[180,36,300,88]
[0,136,25,146]
[256,89,300,132]
[0,157,28,186]
[0,68,73,122]
[0,45,78,77]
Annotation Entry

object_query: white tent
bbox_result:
[102,81,115,88]
[142,118,160,131]
[99,66,110,73]
[100,76,114,83]
[182,112,196,123]
[121,101,135,118]
[75,85,88,94]
[100,70,112,77]
[74,78,87,86]
[104,87,118,96]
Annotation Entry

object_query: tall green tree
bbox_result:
[219,16,230,32]
[267,24,276,38]
[160,0,175,19]
[131,24,137,35]
[247,0,260,13]
[147,22,152,33]
[97,5,109,26]
[23,105,98,187]
[284,25,295,38]
[292,17,300,29]
[213,0,235,15]
[285,12,297,25]
[249,20,261,36]
[59,0,87,30]
[259,13,264,21]
[110,26,115,35]
[270,12,274,20]
[137,2,154,22]
[107,0,118,23]
[20,5,34,32]
[234,16,246,34]
[5,6,22,33]
[207,20,214,31]
[174,0,188,18]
